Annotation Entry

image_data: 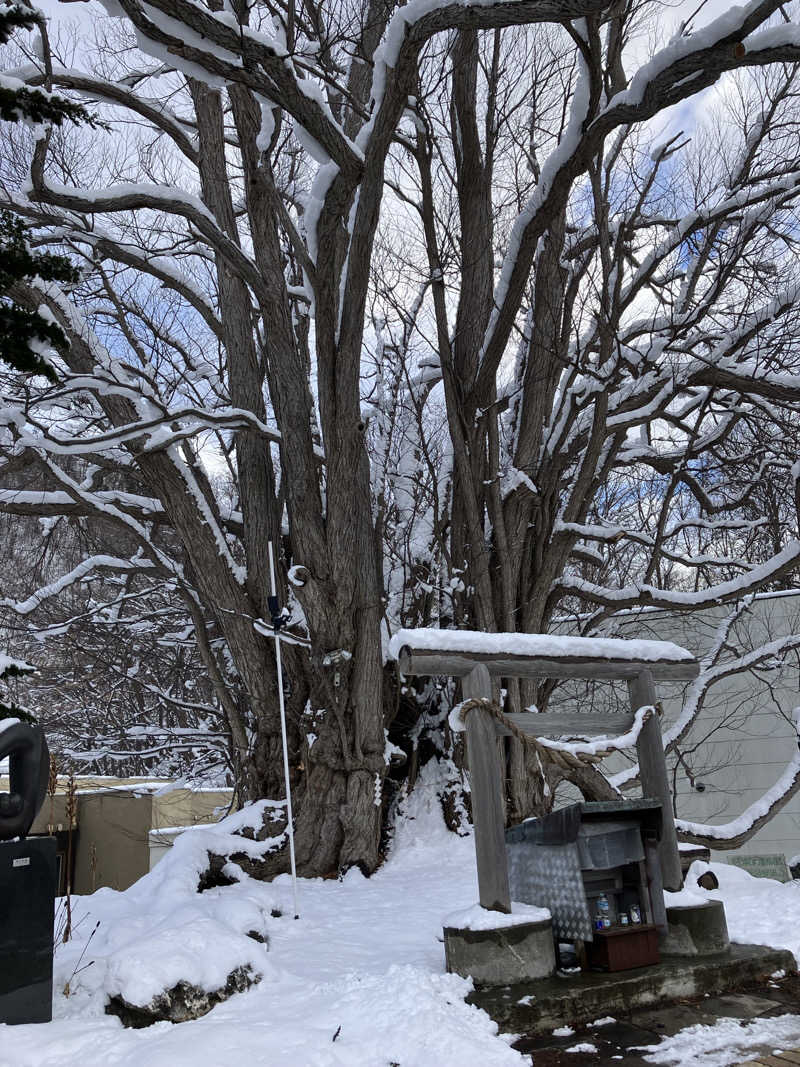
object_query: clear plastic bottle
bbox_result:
[597,893,611,928]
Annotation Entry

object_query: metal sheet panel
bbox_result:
[506,839,593,942]
[576,826,644,870]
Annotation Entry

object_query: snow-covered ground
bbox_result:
[639,1014,800,1067]
[666,858,800,964]
[4,767,800,1067]
[0,762,525,1067]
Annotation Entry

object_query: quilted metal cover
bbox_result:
[506,838,593,941]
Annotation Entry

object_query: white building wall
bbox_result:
[612,592,800,862]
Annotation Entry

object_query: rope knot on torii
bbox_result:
[449,697,656,770]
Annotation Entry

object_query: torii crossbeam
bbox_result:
[389,630,700,912]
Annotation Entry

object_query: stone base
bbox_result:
[660,900,729,956]
[469,942,794,1035]
[443,918,556,986]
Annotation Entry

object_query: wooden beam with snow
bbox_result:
[389,630,699,682]
[497,711,636,738]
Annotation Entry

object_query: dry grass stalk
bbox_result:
[48,752,57,833]
[63,773,76,943]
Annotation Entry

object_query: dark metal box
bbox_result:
[0,836,56,1024]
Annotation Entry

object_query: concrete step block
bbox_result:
[443,917,555,986]
[469,942,795,1035]
[661,899,729,956]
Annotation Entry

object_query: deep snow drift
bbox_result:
[3,764,800,1066]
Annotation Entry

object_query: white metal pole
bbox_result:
[268,540,299,919]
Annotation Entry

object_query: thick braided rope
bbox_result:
[452,697,651,771]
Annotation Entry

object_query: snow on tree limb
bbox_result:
[27,180,272,306]
[18,65,200,162]
[557,540,800,612]
[535,703,653,761]
[476,0,800,393]
[0,554,158,615]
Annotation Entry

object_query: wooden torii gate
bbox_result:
[390,631,700,913]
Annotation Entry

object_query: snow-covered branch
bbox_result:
[0,555,158,615]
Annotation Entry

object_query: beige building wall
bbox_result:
[1,776,233,894]
[151,788,233,830]
[627,593,800,863]
[72,787,233,893]
[73,791,154,894]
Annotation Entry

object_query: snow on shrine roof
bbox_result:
[389,629,694,662]
[388,629,698,681]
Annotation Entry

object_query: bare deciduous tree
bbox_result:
[3,0,800,874]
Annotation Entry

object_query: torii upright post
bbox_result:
[463,664,511,913]
[629,669,682,892]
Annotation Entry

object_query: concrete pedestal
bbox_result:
[443,917,556,986]
[660,900,729,957]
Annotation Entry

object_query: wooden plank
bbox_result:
[496,711,635,739]
[644,837,668,934]
[774,1052,800,1065]
[637,859,654,927]
[397,649,699,683]
[629,671,683,892]
[462,665,511,914]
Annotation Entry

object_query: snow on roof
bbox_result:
[148,822,217,839]
[0,774,234,795]
[388,628,695,664]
